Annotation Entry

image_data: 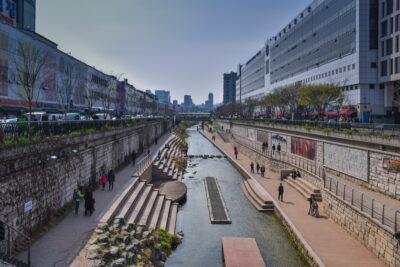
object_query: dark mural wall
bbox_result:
[291,137,316,160]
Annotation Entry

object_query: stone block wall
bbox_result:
[0,120,172,240]
[323,190,400,267]
[219,120,400,198]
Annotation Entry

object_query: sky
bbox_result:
[37,0,310,104]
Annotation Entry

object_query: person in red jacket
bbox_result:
[100,173,108,190]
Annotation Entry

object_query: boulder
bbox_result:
[88,245,100,254]
[97,234,109,243]
[110,246,119,256]
[87,251,99,260]
[142,231,151,239]
[87,260,105,267]
[111,258,126,267]
[97,222,108,230]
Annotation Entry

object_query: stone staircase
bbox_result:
[241,179,274,212]
[100,177,179,234]
[152,137,185,182]
[285,178,322,201]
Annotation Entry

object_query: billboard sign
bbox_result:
[0,0,17,27]
[291,137,316,160]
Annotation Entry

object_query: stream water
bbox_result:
[165,126,305,267]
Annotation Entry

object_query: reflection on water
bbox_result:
[166,127,305,267]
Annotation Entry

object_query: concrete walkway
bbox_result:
[18,132,173,267]
[202,130,385,267]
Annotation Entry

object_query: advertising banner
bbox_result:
[291,137,316,160]
[0,0,17,27]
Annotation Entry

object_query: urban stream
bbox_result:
[165,126,305,267]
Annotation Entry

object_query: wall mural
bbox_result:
[0,29,8,96]
[257,130,269,142]
[383,159,400,172]
[248,128,257,141]
[291,137,316,160]
[271,134,287,152]
[324,143,368,182]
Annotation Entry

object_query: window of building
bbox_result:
[380,83,385,89]
[352,64,356,69]
[381,41,385,56]
[354,85,359,89]
[397,36,400,52]
[396,15,400,31]
[369,84,375,89]
[398,0,400,10]
[381,60,388,76]
[382,20,388,37]
[382,1,386,17]
[391,58,394,74]
[391,17,394,34]
[371,62,377,68]
[388,0,394,15]
[387,38,393,55]
[396,57,400,73]
[336,69,338,74]
[339,68,342,73]
[348,65,351,71]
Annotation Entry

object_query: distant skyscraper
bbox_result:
[223,72,237,105]
[184,95,194,107]
[155,90,170,104]
[172,100,178,106]
[207,93,214,110]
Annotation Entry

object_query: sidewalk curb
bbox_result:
[200,129,326,267]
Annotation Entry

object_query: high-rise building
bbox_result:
[234,0,400,122]
[183,95,194,107]
[223,72,237,104]
[0,0,36,31]
[208,93,214,110]
[155,90,170,104]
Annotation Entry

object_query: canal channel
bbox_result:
[165,126,305,267]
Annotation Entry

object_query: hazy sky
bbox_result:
[37,0,310,104]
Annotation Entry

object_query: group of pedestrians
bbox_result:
[73,187,95,216]
[250,162,266,177]
[99,169,116,191]
[261,141,268,153]
[271,143,281,153]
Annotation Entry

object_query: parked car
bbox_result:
[65,113,81,120]
[48,114,64,121]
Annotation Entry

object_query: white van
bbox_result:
[24,112,46,121]
[65,113,81,120]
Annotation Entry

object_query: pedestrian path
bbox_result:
[202,130,385,267]
[17,132,172,267]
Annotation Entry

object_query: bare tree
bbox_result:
[14,40,47,117]
[83,78,97,118]
[98,73,122,118]
[56,62,83,117]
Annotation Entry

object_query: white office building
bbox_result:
[236,0,400,122]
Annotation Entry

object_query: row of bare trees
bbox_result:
[13,40,122,118]
[216,83,345,120]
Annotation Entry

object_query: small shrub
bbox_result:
[322,127,333,133]
[69,131,81,136]
[343,129,357,135]
[359,131,371,135]
[380,133,392,137]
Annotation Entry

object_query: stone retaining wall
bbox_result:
[0,120,172,241]
[323,190,400,267]
[215,120,400,198]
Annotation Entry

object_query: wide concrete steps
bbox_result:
[285,178,322,201]
[100,179,179,234]
[241,179,274,212]
[152,136,185,182]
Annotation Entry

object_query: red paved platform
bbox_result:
[222,238,266,267]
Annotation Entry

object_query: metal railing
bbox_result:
[325,176,400,233]
[0,220,31,267]
[133,153,153,177]
[229,132,400,233]
[224,118,400,136]
[0,118,165,141]
[233,134,324,178]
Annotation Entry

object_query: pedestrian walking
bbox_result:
[261,142,266,153]
[256,162,260,174]
[100,173,108,190]
[250,162,254,173]
[108,169,115,190]
[157,150,161,160]
[84,189,95,216]
[154,137,158,145]
[234,146,238,159]
[260,165,265,177]
[132,152,136,166]
[308,196,315,215]
[277,143,281,152]
[272,144,276,152]
[278,183,284,201]
[73,188,84,215]
[265,141,268,150]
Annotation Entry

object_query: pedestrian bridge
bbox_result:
[175,112,211,122]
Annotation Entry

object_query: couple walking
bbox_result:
[99,169,116,191]
[73,187,95,216]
